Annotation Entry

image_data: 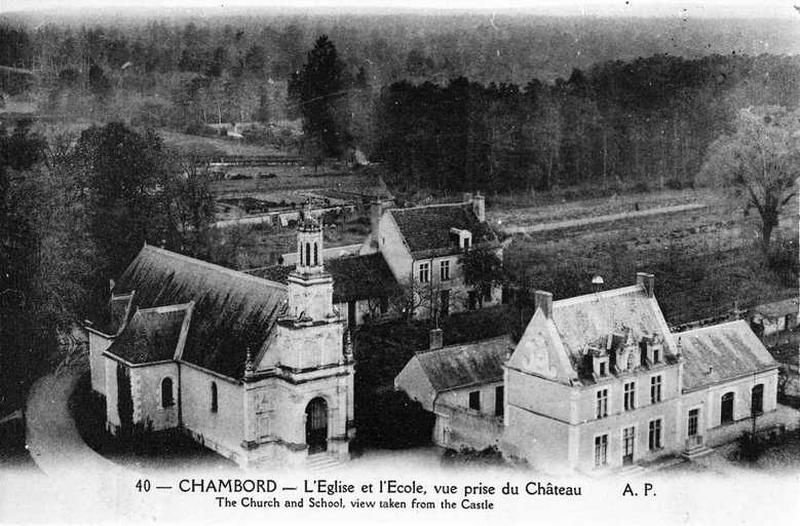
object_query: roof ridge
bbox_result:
[680,319,747,335]
[141,245,287,290]
[416,334,512,355]
[553,284,643,308]
[137,302,195,314]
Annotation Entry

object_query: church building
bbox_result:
[86,209,354,468]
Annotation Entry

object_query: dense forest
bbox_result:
[375,53,800,192]
[2,13,798,192]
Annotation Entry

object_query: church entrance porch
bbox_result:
[306,398,328,454]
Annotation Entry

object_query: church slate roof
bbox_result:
[509,285,677,384]
[413,335,515,392]
[679,320,780,391]
[109,245,287,379]
[248,253,399,304]
[388,203,499,258]
[106,304,191,365]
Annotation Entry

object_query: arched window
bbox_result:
[305,242,311,266]
[751,384,764,415]
[313,242,319,266]
[211,382,218,413]
[161,377,174,408]
[721,392,734,424]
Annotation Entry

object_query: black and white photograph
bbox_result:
[0,1,798,524]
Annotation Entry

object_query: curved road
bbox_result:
[15,365,149,522]
[25,366,123,477]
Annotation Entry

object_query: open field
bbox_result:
[502,189,797,326]
[158,129,290,157]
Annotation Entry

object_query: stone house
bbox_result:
[395,331,514,451]
[365,193,503,319]
[86,213,354,468]
[748,298,799,337]
[396,273,789,473]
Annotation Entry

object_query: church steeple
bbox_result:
[285,201,335,323]
[296,201,325,275]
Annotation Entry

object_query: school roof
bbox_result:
[248,253,399,304]
[105,304,192,365]
[411,335,515,393]
[752,298,799,320]
[508,284,677,384]
[107,245,287,379]
[388,203,500,258]
[679,320,780,391]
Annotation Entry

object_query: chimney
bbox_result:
[369,200,383,247]
[636,272,655,298]
[429,327,444,350]
[472,191,486,222]
[534,290,553,319]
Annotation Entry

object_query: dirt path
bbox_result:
[501,202,707,235]
[25,366,126,477]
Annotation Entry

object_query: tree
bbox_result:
[289,35,351,157]
[699,107,799,253]
[0,121,48,413]
[462,247,504,309]
[75,123,171,279]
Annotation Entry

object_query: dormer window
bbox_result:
[588,346,609,377]
[449,228,472,250]
[641,335,663,365]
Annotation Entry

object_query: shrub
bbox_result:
[354,389,434,450]
[441,445,506,466]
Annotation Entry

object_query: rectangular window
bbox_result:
[469,391,481,411]
[652,347,660,363]
[622,426,635,464]
[624,382,636,411]
[440,260,450,281]
[418,262,430,283]
[688,409,699,437]
[594,434,608,468]
[495,386,504,417]
[599,362,607,376]
[650,375,662,404]
[596,389,608,419]
[649,419,662,450]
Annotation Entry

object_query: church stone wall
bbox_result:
[89,331,113,395]
[129,362,179,432]
[180,364,245,463]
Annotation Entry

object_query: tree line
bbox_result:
[372,53,800,194]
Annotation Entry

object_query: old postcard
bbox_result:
[0,1,798,524]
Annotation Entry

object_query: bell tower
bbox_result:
[286,203,335,322]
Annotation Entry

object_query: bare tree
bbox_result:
[700,107,799,253]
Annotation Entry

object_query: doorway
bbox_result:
[305,397,328,454]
